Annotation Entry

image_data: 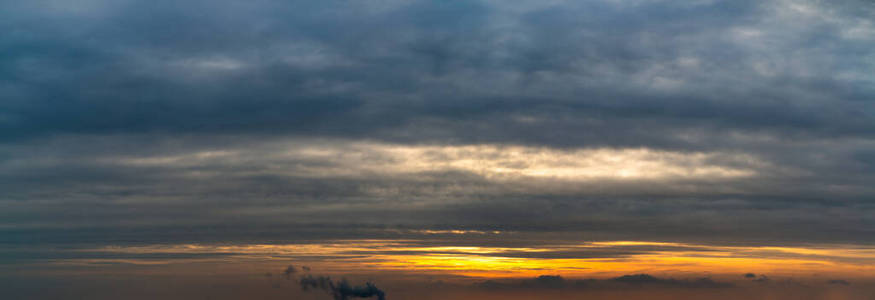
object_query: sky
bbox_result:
[1,0,875,299]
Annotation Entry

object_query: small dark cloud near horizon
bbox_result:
[476,274,733,290]
[828,279,850,285]
[283,265,297,279]
[476,275,589,290]
[749,274,770,283]
[280,265,385,300]
[612,274,732,288]
[299,274,386,300]
[743,273,772,283]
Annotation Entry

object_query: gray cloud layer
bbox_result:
[1,0,874,246]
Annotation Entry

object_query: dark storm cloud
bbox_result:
[2,0,872,144]
[1,0,875,247]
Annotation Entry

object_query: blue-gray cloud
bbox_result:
[1,0,874,247]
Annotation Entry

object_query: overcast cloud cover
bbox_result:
[1,0,875,249]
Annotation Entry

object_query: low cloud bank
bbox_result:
[476,274,733,290]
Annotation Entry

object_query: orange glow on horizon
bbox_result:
[71,240,875,280]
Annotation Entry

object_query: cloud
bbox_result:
[827,279,850,285]
[0,0,874,250]
[612,274,732,288]
[280,262,384,299]
[4,2,875,299]
[2,0,872,147]
[283,265,297,279]
[746,274,770,283]
[299,275,386,300]
[475,275,585,290]
[476,274,732,290]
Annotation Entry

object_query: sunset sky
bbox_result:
[2,0,875,299]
